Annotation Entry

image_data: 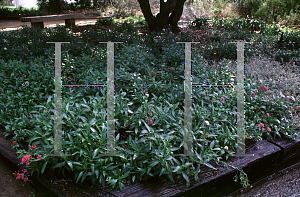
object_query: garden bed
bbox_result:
[1,124,300,196]
[0,14,300,197]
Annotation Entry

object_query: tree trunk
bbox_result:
[137,0,187,34]
[49,0,62,14]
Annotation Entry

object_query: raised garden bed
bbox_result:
[1,124,300,197]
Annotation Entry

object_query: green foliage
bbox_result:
[189,16,210,29]
[0,6,47,17]
[95,17,115,26]
[1,14,300,193]
[211,17,266,33]
[236,0,263,18]
[283,9,300,26]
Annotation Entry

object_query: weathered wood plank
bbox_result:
[110,140,281,197]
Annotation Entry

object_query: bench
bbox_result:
[20,13,99,28]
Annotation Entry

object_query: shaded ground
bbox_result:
[0,153,43,197]
[228,161,300,197]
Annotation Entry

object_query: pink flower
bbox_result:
[21,155,31,164]
[280,74,283,76]
[26,162,30,166]
[220,97,225,102]
[213,98,215,101]
[23,176,30,182]
[147,118,153,125]
[142,90,145,93]
[31,144,37,150]
[292,107,295,110]
[266,113,270,117]
[37,155,42,160]
[170,67,173,70]
[258,123,265,130]
[78,47,80,49]
[22,169,27,173]
[61,43,64,46]
[206,134,209,137]
[13,141,17,144]
[148,113,153,116]
[260,85,268,92]
[151,71,156,75]
[267,127,271,132]
[16,172,24,180]
[252,93,255,97]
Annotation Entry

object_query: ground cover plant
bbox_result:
[0,6,48,17]
[0,15,300,192]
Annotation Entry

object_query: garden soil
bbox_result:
[0,154,44,197]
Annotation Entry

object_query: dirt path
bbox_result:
[0,18,100,31]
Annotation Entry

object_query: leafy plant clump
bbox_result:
[0,15,299,192]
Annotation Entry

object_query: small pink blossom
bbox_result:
[148,113,153,116]
[266,113,269,117]
[13,141,17,144]
[170,67,173,70]
[31,144,37,150]
[252,93,255,97]
[116,98,119,100]
[206,134,209,137]
[147,118,153,125]
[16,172,24,180]
[142,90,145,93]
[213,98,215,101]
[37,155,42,160]
[220,97,225,102]
[267,127,271,132]
[260,85,268,92]
[21,155,31,164]
[26,162,30,166]
[61,43,64,46]
[258,123,265,130]
[23,176,30,182]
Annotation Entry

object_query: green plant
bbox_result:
[1,21,299,193]
[190,16,210,29]
[95,17,115,26]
